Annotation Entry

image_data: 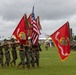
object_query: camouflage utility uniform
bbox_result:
[17,43,25,68]
[0,43,4,68]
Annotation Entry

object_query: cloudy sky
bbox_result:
[0,0,76,39]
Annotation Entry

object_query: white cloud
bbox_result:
[0,0,76,39]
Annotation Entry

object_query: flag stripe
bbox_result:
[31,6,40,45]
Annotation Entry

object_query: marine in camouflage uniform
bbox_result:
[10,38,17,66]
[25,45,31,69]
[34,43,42,67]
[3,39,10,67]
[0,42,4,68]
[28,39,35,68]
[17,43,25,68]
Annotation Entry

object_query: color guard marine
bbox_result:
[33,43,42,67]
[27,37,35,68]
[36,43,42,67]
[0,42,4,68]
[25,43,31,69]
[3,39,11,67]
[10,38,17,66]
[17,43,25,68]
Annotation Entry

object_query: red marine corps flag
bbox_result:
[27,14,33,37]
[50,22,70,61]
[12,14,28,45]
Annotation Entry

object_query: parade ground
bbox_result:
[0,44,76,75]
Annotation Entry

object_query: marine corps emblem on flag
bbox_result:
[18,32,26,40]
[50,22,70,61]
[60,37,68,46]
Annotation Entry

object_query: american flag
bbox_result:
[31,6,40,45]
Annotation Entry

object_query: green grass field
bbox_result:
[0,44,76,75]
